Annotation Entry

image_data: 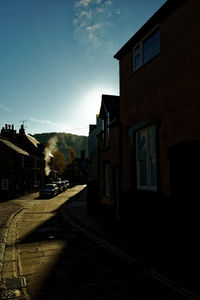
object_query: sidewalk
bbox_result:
[64,187,137,252]
[0,202,23,284]
[64,186,200,298]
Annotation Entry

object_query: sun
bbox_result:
[79,86,117,124]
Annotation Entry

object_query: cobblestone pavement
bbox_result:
[0,186,199,300]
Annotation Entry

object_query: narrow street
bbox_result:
[0,186,198,300]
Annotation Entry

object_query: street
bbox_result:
[0,186,198,300]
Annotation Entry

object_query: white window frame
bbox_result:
[136,125,157,191]
[133,26,160,72]
[2,179,9,190]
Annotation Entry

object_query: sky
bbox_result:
[0,0,166,136]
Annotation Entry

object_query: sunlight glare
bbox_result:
[79,86,117,125]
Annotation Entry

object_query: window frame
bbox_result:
[136,125,157,191]
[133,26,160,72]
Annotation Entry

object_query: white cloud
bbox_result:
[105,0,112,7]
[0,104,12,112]
[73,0,116,47]
[75,0,101,8]
[30,118,56,125]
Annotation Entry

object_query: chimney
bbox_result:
[19,124,25,136]
[1,124,16,140]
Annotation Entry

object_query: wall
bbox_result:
[119,0,200,198]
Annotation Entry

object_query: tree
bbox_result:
[52,150,67,174]
[68,146,76,165]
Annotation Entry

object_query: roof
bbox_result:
[99,95,120,118]
[0,137,29,156]
[114,0,184,60]
[26,134,40,148]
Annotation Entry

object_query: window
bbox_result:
[133,28,160,71]
[136,126,157,191]
[134,45,142,70]
[2,179,9,190]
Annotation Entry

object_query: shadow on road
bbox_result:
[17,188,135,299]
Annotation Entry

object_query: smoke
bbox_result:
[44,135,58,176]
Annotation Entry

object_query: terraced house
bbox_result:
[113,0,200,231]
[0,124,44,200]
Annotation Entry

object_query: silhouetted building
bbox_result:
[0,124,44,200]
[97,95,120,215]
[114,0,200,231]
[87,116,103,211]
[0,136,29,199]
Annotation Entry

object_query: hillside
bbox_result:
[31,132,88,161]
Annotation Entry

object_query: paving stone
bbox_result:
[0,243,6,252]
[19,251,44,259]
[0,253,4,261]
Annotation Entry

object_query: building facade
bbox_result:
[98,95,120,216]
[114,0,200,227]
[0,124,44,200]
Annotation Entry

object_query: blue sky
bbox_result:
[0,0,166,136]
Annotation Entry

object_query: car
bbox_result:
[61,180,67,191]
[65,179,70,188]
[40,184,59,198]
[53,180,63,193]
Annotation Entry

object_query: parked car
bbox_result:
[40,184,59,198]
[65,179,70,188]
[53,180,63,193]
[61,180,67,191]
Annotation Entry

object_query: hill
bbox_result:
[31,132,88,161]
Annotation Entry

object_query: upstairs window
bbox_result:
[134,45,142,70]
[133,28,160,71]
[143,29,160,63]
